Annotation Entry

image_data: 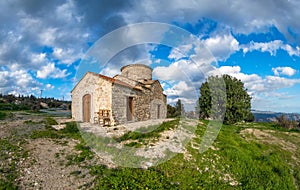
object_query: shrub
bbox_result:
[61,121,79,134]
[275,115,298,129]
[44,117,58,126]
[0,111,6,120]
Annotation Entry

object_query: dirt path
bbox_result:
[17,138,94,189]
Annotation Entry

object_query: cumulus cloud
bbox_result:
[202,34,239,61]
[241,40,300,56]
[153,57,219,110]
[217,65,300,101]
[153,63,187,81]
[218,66,241,74]
[265,75,300,90]
[46,83,55,90]
[164,80,199,110]
[1,0,300,111]
[36,63,70,79]
[98,44,156,78]
[0,68,41,95]
[124,0,300,44]
[168,44,193,61]
[272,67,297,76]
[52,47,83,65]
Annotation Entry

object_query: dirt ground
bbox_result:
[17,138,95,189]
[0,111,101,189]
[240,128,299,153]
[0,112,184,189]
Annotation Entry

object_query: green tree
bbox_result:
[199,74,253,124]
[175,99,185,117]
[167,104,177,118]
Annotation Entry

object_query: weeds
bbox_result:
[0,138,27,189]
[30,120,80,140]
[0,111,6,120]
[2,112,300,189]
[115,119,179,142]
[89,120,300,189]
[44,117,58,126]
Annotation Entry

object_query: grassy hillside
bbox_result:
[0,112,299,189]
[90,121,300,189]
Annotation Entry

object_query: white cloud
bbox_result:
[38,28,58,46]
[1,0,300,111]
[216,66,300,107]
[168,44,193,61]
[202,34,239,61]
[217,66,263,94]
[164,80,198,110]
[0,68,41,95]
[31,53,47,65]
[154,59,161,64]
[124,0,300,44]
[272,66,297,76]
[52,47,81,65]
[55,0,76,22]
[153,63,186,81]
[100,67,120,77]
[36,63,70,79]
[283,44,300,56]
[165,81,194,96]
[242,40,300,56]
[219,66,241,74]
[265,75,300,90]
[46,83,54,89]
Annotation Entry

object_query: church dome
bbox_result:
[120,64,152,81]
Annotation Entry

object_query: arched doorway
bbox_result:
[82,94,91,122]
[127,97,134,121]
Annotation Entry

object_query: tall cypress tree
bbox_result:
[175,99,185,117]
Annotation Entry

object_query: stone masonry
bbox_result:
[71,64,167,125]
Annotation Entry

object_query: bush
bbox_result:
[61,121,79,134]
[0,103,30,111]
[0,111,6,120]
[275,115,297,129]
[44,117,58,126]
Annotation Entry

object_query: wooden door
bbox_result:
[83,94,91,122]
[127,97,134,121]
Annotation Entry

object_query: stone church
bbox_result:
[71,64,167,125]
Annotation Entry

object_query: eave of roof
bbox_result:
[71,72,139,93]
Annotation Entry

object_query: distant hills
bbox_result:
[252,110,300,122]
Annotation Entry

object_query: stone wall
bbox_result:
[149,81,167,119]
[134,88,151,121]
[71,73,112,123]
[112,84,139,124]
[121,64,152,81]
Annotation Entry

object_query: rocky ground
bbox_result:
[0,111,101,189]
[1,111,299,189]
[0,111,189,189]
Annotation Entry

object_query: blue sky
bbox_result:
[0,0,300,113]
